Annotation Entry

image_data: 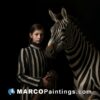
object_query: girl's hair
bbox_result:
[29,24,44,34]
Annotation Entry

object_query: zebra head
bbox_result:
[46,8,74,57]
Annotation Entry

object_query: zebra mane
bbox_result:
[70,15,95,41]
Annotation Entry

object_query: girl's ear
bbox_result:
[29,33,32,39]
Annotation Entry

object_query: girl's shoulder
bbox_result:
[19,46,30,54]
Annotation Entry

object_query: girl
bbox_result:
[17,24,54,100]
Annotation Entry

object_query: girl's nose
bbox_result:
[38,35,41,38]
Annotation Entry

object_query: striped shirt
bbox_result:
[17,43,47,100]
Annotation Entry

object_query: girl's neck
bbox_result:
[31,42,41,48]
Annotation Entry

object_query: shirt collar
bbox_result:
[30,43,41,50]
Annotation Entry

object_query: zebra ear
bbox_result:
[49,10,58,22]
[61,8,68,20]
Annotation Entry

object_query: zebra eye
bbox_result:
[61,36,65,41]
[62,29,66,32]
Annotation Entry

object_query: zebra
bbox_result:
[45,8,100,100]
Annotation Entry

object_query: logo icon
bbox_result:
[8,88,15,95]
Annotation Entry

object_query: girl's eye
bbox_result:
[35,33,39,35]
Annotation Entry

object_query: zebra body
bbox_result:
[46,8,100,100]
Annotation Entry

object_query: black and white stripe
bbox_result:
[46,8,100,100]
[17,43,47,100]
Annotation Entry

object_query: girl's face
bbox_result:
[30,29,44,44]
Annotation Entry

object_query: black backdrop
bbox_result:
[0,0,100,100]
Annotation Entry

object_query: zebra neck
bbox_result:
[65,32,94,77]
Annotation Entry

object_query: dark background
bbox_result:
[0,0,100,100]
